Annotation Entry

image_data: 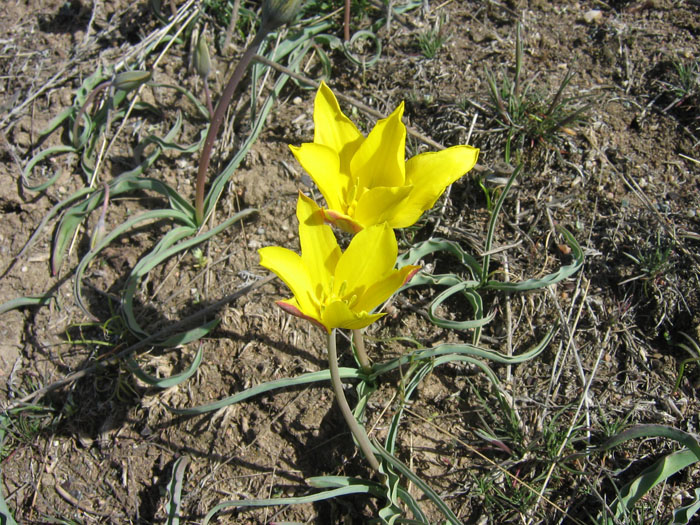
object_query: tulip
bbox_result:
[290,82,479,233]
[259,192,419,333]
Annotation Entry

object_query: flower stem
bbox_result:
[352,328,371,374]
[194,27,266,225]
[327,329,380,472]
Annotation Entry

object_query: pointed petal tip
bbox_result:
[322,209,364,234]
[403,265,421,285]
[276,300,329,332]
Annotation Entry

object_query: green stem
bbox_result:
[352,328,371,374]
[327,329,380,472]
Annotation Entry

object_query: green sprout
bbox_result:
[483,23,591,160]
[621,232,674,296]
[417,20,447,59]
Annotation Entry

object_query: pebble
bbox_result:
[583,9,603,24]
[248,239,261,249]
[292,96,302,105]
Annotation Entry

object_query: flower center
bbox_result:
[320,278,358,310]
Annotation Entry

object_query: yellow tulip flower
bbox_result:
[259,193,420,333]
[290,82,479,233]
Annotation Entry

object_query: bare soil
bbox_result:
[1,0,699,523]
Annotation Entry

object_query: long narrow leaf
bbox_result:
[598,424,700,458]
[165,456,189,525]
[0,294,53,315]
[428,283,495,330]
[167,367,362,415]
[22,145,77,192]
[0,417,18,525]
[73,211,195,318]
[482,165,521,283]
[483,227,583,292]
[370,326,556,380]
[51,113,186,274]
[127,343,206,389]
[606,449,700,520]
[373,440,463,525]
[121,209,256,338]
[672,487,700,525]
[397,238,482,279]
[160,319,220,347]
[202,486,376,525]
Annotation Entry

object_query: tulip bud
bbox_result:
[113,70,151,92]
[261,0,302,31]
[194,33,211,80]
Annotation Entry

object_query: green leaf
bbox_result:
[483,226,584,291]
[397,238,482,279]
[127,342,207,389]
[167,367,362,415]
[592,424,700,523]
[0,294,53,315]
[481,164,521,282]
[598,424,700,458]
[73,211,195,318]
[672,487,700,525]
[428,284,494,331]
[0,417,18,525]
[373,440,463,525]
[120,209,256,339]
[22,145,77,192]
[202,485,376,525]
[160,319,220,347]
[370,326,555,380]
[608,449,699,520]
[51,114,186,274]
[165,456,189,525]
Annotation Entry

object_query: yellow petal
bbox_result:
[290,143,347,211]
[259,246,317,317]
[322,300,385,331]
[390,145,479,228]
[354,265,420,313]
[353,185,413,229]
[314,82,364,176]
[350,102,406,190]
[335,223,397,300]
[296,193,341,298]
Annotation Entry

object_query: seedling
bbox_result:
[483,23,591,159]
[417,17,448,59]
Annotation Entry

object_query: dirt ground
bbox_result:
[1,0,699,523]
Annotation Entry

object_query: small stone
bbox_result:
[256,227,265,235]
[248,239,261,249]
[292,96,302,105]
[583,9,603,24]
